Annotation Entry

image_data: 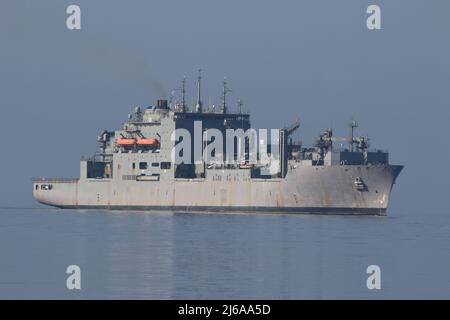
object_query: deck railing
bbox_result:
[32,178,79,183]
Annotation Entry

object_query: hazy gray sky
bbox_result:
[0,0,449,213]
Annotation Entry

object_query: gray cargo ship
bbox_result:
[33,74,403,215]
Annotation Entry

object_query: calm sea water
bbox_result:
[0,207,448,299]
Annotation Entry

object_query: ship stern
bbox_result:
[32,178,79,208]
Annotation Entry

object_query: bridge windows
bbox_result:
[161,162,171,170]
[139,162,148,170]
[131,161,171,171]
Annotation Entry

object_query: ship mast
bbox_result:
[181,76,187,113]
[237,99,243,114]
[221,77,231,114]
[349,120,358,152]
[195,69,202,113]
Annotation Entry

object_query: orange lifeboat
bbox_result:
[136,138,159,146]
[116,138,136,146]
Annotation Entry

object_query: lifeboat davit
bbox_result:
[136,138,159,146]
[116,138,136,146]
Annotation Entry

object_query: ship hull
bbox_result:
[33,164,403,216]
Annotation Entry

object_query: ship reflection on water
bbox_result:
[0,207,449,299]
